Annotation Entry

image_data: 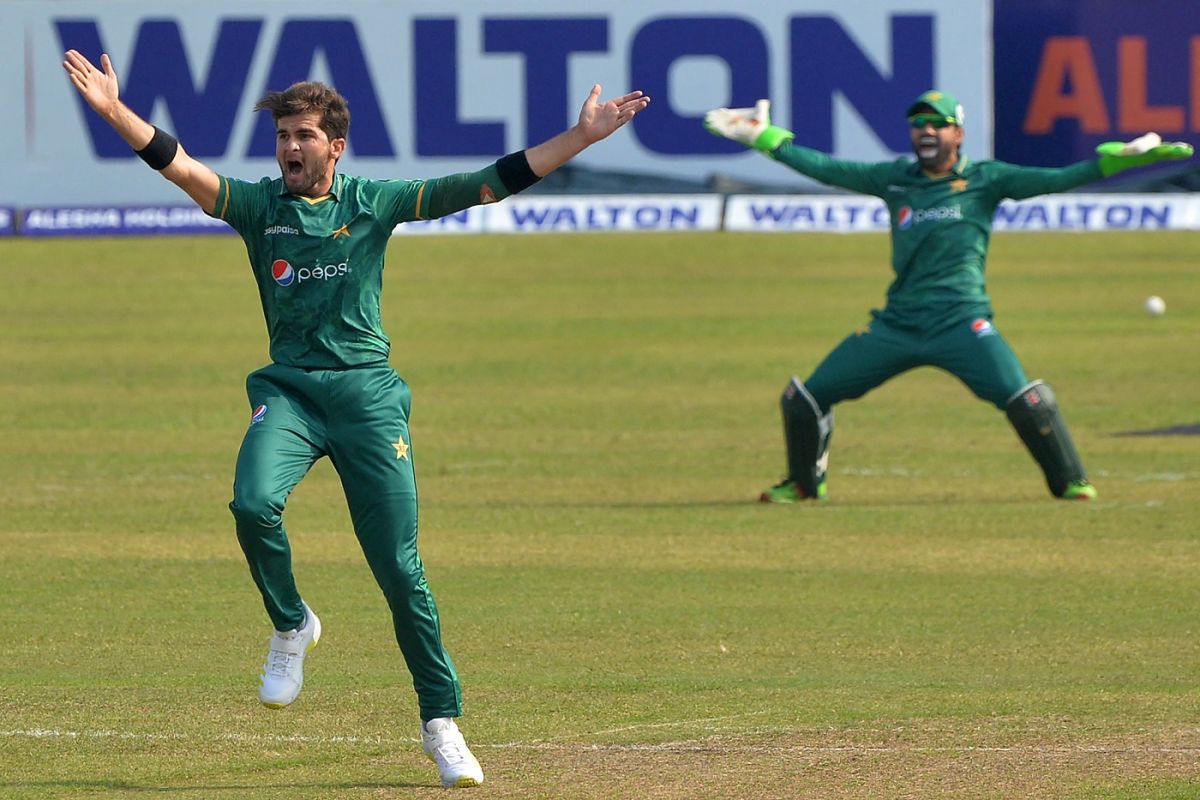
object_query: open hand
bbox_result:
[576,85,650,144]
[704,100,771,146]
[63,50,120,117]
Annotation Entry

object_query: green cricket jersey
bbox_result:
[770,143,1104,331]
[211,167,512,368]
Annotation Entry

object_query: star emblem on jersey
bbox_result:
[332,224,351,239]
[950,178,969,192]
[392,436,409,460]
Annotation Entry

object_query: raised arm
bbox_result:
[992,133,1194,201]
[62,51,221,214]
[395,84,650,223]
[525,84,649,176]
[704,99,890,196]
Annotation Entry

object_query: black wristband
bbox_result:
[495,150,541,194]
[135,126,179,171]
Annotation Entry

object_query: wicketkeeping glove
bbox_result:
[703,99,795,153]
[1096,132,1194,176]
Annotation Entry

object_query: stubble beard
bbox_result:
[283,153,333,196]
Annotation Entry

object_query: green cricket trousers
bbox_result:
[806,315,1028,411]
[229,362,462,720]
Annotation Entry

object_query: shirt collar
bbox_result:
[276,172,343,199]
[910,153,969,179]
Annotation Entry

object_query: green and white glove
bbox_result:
[1096,132,1194,176]
[703,99,794,153]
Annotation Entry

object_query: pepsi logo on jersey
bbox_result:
[271,259,351,286]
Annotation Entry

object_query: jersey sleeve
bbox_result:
[209,175,274,234]
[767,142,893,197]
[374,164,515,227]
[984,159,1105,200]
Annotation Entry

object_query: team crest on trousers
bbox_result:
[392,435,409,460]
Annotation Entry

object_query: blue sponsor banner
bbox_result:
[0,207,14,235]
[993,0,1199,167]
[7,1,990,207]
[21,205,234,236]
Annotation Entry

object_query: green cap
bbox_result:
[906,90,964,126]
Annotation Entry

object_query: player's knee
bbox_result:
[781,377,824,419]
[1005,379,1057,421]
[375,559,427,603]
[229,490,284,531]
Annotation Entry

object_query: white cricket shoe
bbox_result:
[422,717,484,788]
[259,601,321,709]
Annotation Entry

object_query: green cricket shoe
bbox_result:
[759,479,828,504]
[1060,480,1097,501]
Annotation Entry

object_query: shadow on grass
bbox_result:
[1111,422,1200,437]
[447,499,757,510]
[0,779,429,793]
[454,495,1029,509]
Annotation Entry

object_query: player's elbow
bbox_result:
[164,154,220,215]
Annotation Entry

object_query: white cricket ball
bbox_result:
[1144,295,1166,316]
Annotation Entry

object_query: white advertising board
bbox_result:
[724,194,1200,232]
[392,195,723,235]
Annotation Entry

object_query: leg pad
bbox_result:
[1005,380,1087,497]
[780,378,834,498]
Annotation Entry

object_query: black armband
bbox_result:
[135,126,179,171]
[495,150,541,194]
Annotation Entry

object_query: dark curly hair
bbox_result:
[254,81,349,142]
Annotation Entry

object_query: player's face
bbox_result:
[275,113,346,197]
[909,116,963,173]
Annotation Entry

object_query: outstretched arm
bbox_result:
[993,133,1194,200]
[525,85,650,176]
[62,51,220,214]
[704,99,890,196]
[397,84,650,223]
[1096,132,1193,176]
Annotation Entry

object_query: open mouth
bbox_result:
[286,160,304,178]
[917,137,939,159]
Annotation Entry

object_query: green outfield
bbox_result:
[2,231,1198,799]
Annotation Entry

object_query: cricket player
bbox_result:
[63,48,649,788]
[704,91,1193,503]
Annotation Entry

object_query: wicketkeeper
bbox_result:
[704,91,1193,502]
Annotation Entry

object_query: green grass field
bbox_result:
[2,231,1198,799]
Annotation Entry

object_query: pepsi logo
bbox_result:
[270,260,351,286]
[970,318,996,338]
[896,206,913,229]
[251,404,268,423]
[272,259,295,286]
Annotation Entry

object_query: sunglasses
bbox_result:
[908,113,956,129]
